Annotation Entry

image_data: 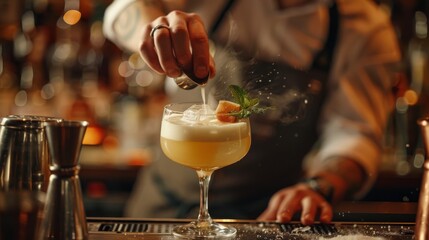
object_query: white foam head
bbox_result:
[161,114,249,142]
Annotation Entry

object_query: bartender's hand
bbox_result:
[257,183,333,225]
[140,10,215,79]
[258,158,366,225]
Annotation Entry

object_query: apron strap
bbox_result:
[209,0,237,36]
[311,0,339,71]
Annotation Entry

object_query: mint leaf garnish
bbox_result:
[228,85,270,118]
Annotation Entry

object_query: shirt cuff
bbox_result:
[102,0,137,45]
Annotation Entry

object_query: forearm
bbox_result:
[103,0,166,53]
[308,26,401,203]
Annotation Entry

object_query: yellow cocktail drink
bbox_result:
[160,102,251,238]
[161,115,250,170]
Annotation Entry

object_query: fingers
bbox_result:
[257,192,285,221]
[152,21,182,77]
[258,186,334,225]
[140,24,165,74]
[140,11,211,79]
[257,191,301,222]
[276,193,301,222]
[187,13,210,78]
[319,201,333,223]
[299,197,333,225]
[168,12,192,71]
[300,197,318,225]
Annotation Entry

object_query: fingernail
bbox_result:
[279,212,291,222]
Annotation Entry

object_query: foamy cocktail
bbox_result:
[160,102,251,238]
[161,106,250,170]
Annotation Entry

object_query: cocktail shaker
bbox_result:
[0,115,60,192]
[39,120,88,240]
[0,191,45,240]
[416,117,429,239]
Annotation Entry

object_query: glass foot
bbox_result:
[172,221,236,239]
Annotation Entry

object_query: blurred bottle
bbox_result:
[0,0,20,41]
[0,42,19,117]
[10,0,57,117]
[63,20,109,146]
[406,5,429,172]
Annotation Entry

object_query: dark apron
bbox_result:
[150,0,339,219]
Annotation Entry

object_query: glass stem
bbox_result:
[196,169,214,226]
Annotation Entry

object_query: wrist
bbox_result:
[301,176,335,203]
[305,158,367,201]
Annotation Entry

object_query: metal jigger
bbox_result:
[416,117,429,240]
[39,120,88,240]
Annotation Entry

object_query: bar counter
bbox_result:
[86,201,418,239]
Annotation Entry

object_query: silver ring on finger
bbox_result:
[150,24,170,38]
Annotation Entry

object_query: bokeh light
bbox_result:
[63,10,81,25]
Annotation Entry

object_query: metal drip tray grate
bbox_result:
[280,223,338,235]
[97,222,178,234]
[98,222,148,233]
[97,222,338,235]
[87,218,415,240]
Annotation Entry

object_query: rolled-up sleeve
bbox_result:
[314,18,402,198]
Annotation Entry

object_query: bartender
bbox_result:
[103,0,401,225]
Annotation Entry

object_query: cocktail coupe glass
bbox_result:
[160,102,251,239]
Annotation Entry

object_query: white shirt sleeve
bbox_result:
[314,5,402,198]
[102,0,138,49]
